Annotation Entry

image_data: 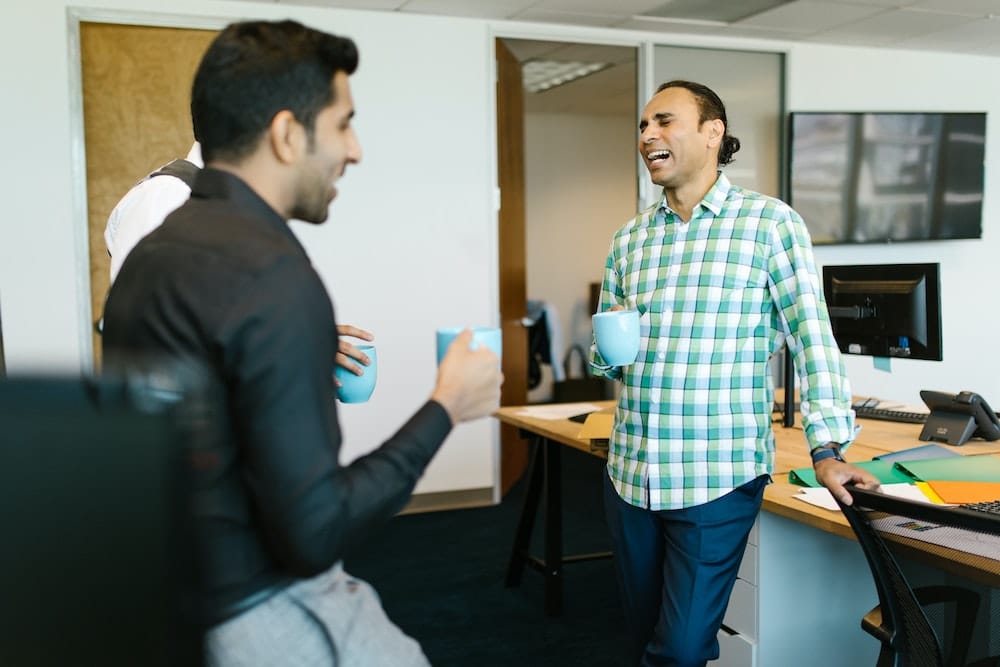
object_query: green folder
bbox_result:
[892,454,1000,483]
[789,460,914,487]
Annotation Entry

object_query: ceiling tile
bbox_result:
[282,0,407,8]
[821,0,919,5]
[613,17,727,36]
[531,0,666,14]
[636,0,797,23]
[740,0,887,33]
[226,0,1000,57]
[976,40,1000,56]
[721,24,818,40]
[809,7,979,44]
[524,42,637,65]
[500,39,569,61]
[514,8,629,27]
[802,31,895,46]
[526,61,637,115]
[907,0,1000,16]
[401,0,536,19]
[894,16,1000,51]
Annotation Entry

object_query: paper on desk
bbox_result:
[793,483,940,511]
[794,487,842,511]
[513,403,602,420]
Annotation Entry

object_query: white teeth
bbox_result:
[648,150,671,160]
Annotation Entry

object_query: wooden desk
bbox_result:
[499,403,614,616]
[495,403,1000,664]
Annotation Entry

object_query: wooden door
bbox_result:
[496,40,529,496]
[80,22,217,366]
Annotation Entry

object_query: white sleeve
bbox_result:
[105,176,192,282]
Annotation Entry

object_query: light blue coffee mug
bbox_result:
[436,327,503,364]
[592,310,640,366]
[335,344,377,403]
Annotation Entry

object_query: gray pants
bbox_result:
[206,563,430,667]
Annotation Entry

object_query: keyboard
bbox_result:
[960,500,1000,516]
[853,404,928,424]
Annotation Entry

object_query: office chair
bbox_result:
[837,486,1000,667]
[0,367,210,666]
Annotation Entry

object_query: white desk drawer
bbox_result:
[737,543,757,586]
[747,517,759,547]
[710,627,757,667]
[722,578,757,640]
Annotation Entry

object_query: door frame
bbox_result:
[488,27,648,498]
[66,8,227,372]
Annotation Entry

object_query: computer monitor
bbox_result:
[822,262,942,361]
[0,370,206,666]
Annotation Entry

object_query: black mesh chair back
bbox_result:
[837,486,1000,667]
[0,369,210,666]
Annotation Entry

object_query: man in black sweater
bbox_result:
[102,19,502,667]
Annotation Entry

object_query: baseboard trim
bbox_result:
[401,487,495,515]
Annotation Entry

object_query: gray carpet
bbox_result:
[344,446,629,667]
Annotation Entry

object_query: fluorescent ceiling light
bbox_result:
[629,14,728,27]
[637,0,794,23]
[522,60,610,94]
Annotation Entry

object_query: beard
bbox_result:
[290,168,334,224]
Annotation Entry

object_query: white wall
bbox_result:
[0,1,498,495]
[3,2,1000,494]
[524,111,636,397]
[787,44,1000,405]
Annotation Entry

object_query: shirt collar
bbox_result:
[191,167,307,255]
[655,171,731,219]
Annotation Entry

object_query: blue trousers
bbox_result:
[603,472,768,667]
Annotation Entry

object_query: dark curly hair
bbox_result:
[656,80,741,166]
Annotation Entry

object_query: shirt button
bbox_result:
[657,352,666,361]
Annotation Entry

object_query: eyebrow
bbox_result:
[639,111,674,131]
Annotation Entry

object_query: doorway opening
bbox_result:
[495,38,638,494]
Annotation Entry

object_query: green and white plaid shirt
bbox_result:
[591,173,855,510]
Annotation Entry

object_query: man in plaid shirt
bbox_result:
[591,80,880,667]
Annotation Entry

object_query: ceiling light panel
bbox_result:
[522,59,611,93]
[639,0,796,23]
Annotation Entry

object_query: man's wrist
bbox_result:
[811,443,844,465]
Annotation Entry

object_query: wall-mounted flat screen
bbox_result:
[788,112,985,245]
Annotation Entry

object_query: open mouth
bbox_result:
[646,149,671,164]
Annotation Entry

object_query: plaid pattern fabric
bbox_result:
[592,173,855,510]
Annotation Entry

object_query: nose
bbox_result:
[638,124,656,147]
[347,128,362,164]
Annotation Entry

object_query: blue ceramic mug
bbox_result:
[592,310,640,366]
[436,327,503,365]
[334,344,377,403]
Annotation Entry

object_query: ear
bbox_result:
[705,118,724,149]
[268,109,306,165]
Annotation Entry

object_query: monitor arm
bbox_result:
[827,304,877,320]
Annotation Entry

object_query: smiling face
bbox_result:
[290,71,362,224]
[638,86,722,193]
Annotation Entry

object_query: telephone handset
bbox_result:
[918,390,1000,446]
